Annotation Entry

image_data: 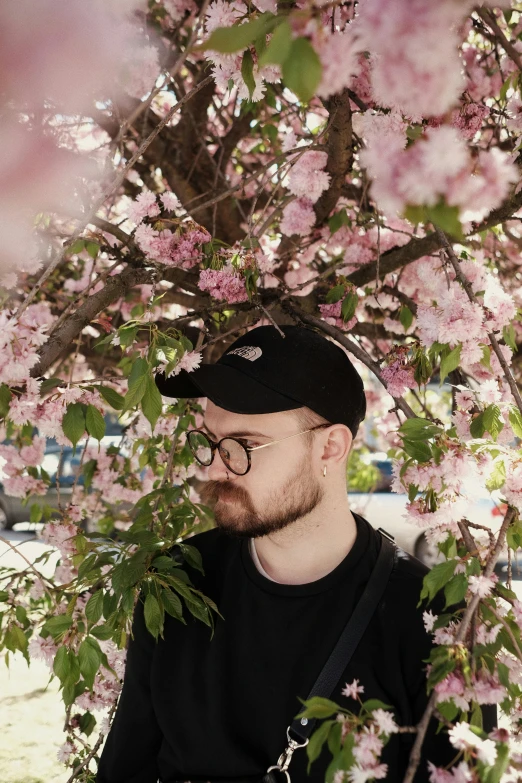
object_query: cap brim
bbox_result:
[155,364,301,414]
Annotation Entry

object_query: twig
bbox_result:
[402,505,517,783]
[0,536,55,597]
[436,230,522,415]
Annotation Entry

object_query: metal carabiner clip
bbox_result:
[266,727,309,782]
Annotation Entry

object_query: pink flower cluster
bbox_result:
[280,198,316,237]
[41,522,81,559]
[0,303,53,387]
[452,102,490,140]
[287,151,330,205]
[380,360,417,399]
[360,125,518,222]
[128,191,161,224]
[354,0,467,118]
[315,30,359,99]
[135,223,211,269]
[0,436,47,498]
[318,301,357,331]
[198,266,248,303]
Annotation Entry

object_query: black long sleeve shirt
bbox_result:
[97,513,493,783]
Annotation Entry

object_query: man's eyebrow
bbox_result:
[202,425,270,439]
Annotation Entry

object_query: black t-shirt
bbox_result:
[97,513,489,783]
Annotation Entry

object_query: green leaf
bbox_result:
[328,208,351,235]
[144,594,163,640]
[178,543,204,573]
[141,374,163,432]
[436,700,459,722]
[39,377,64,396]
[483,404,504,441]
[259,20,292,67]
[62,402,86,448]
[420,560,458,603]
[68,239,85,255]
[425,203,464,240]
[98,385,125,411]
[307,720,333,770]
[502,323,517,352]
[444,573,468,608]
[86,405,106,441]
[78,638,102,689]
[439,344,461,385]
[298,696,340,720]
[341,292,358,323]
[30,503,43,524]
[161,588,185,622]
[282,38,322,103]
[79,711,97,737]
[43,614,74,640]
[53,646,71,684]
[325,284,346,304]
[361,699,393,712]
[203,13,277,54]
[85,241,99,259]
[399,418,443,441]
[399,305,413,331]
[241,49,256,100]
[509,407,522,438]
[486,460,506,492]
[470,412,486,439]
[123,358,149,411]
[0,384,12,418]
[402,438,432,463]
[507,518,522,551]
[85,591,105,625]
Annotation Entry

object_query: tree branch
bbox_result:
[31,265,152,378]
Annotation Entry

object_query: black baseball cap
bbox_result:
[155,325,366,437]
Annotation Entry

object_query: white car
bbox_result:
[349,456,519,579]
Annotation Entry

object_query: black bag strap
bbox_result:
[291,533,396,742]
[263,532,397,782]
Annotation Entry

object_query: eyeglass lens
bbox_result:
[187,431,249,475]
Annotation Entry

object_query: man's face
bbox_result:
[199,401,325,539]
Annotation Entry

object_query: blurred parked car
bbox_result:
[350,455,521,580]
[0,416,124,532]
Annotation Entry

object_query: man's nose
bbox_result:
[207,448,230,481]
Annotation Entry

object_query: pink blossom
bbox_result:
[287,151,331,204]
[171,351,202,376]
[316,31,359,99]
[468,573,497,598]
[381,360,417,398]
[506,95,522,133]
[423,610,437,632]
[198,267,248,303]
[280,198,316,237]
[319,301,357,331]
[452,103,489,140]
[354,0,466,118]
[128,191,160,224]
[455,390,475,411]
[163,0,196,22]
[41,522,81,558]
[160,191,180,211]
[342,678,365,699]
[57,740,76,764]
[28,634,57,668]
[20,436,46,467]
[372,709,398,736]
[205,0,242,34]
[123,44,160,99]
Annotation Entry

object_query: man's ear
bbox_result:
[321,424,352,466]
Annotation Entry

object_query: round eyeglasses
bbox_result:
[186,424,330,477]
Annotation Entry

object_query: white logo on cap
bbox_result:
[227,346,263,361]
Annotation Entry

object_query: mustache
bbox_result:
[200,480,251,507]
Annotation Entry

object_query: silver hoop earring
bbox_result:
[323,465,327,478]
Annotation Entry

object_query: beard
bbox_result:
[200,457,324,539]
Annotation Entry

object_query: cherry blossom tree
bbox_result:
[1,0,522,780]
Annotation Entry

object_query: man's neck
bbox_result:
[252,497,358,585]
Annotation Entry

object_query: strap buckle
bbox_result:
[266,727,309,780]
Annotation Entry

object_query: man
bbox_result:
[97,325,476,783]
